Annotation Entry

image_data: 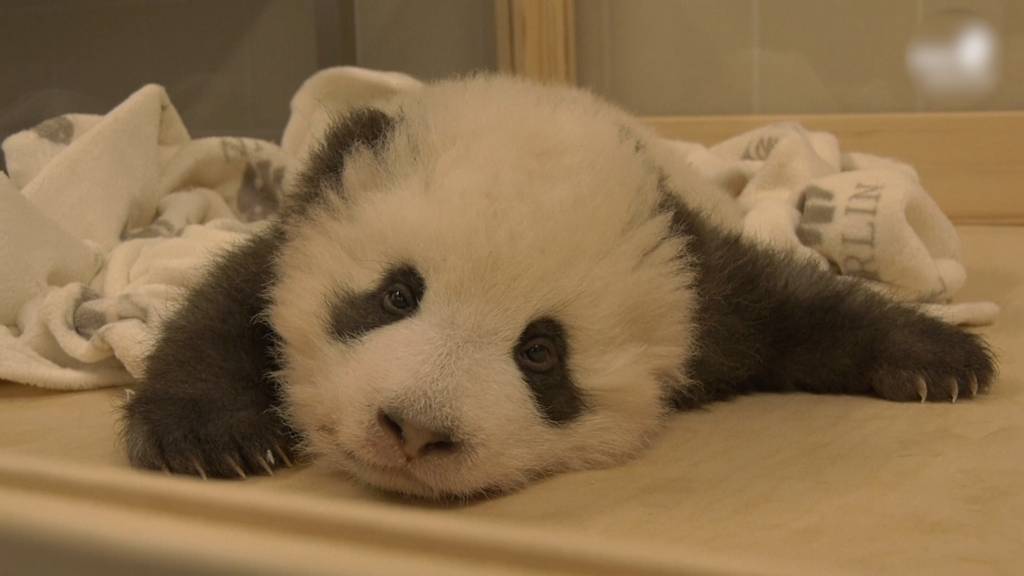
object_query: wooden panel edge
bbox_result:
[493,0,575,83]
[0,454,759,576]
[643,111,1024,225]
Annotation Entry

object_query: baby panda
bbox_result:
[123,75,995,499]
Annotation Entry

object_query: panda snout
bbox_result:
[375,409,458,460]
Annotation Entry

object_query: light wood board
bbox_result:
[645,111,1024,225]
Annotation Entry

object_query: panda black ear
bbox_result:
[286,107,397,217]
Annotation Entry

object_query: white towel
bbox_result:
[675,122,992,310]
[0,67,997,391]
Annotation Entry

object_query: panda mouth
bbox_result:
[339,448,524,501]
[338,449,445,495]
[340,448,438,484]
[341,448,408,473]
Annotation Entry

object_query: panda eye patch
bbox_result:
[329,264,425,342]
[513,318,585,423]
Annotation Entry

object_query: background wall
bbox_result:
[0,0,496,147]
[3,0,1021,148]
[576,0,1024,115]
[1,0,336,142]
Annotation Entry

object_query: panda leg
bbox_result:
[666,197,995,406]
[122,228,297,478]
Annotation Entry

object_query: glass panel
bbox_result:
[575,0,1021,115]
[3,0,1018,147]
[353,0,497,81]
[0,0,344,143]
[0,0,496,152]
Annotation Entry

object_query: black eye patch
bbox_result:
[329,265,425,342]
[513,318,585,424]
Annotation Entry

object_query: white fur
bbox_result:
[269,77,713,498]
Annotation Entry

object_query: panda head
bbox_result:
[269,76,697,499]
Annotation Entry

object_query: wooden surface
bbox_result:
[645,111,1024,225]
[1,226,1020,576]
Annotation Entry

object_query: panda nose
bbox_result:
[377,409,457,459]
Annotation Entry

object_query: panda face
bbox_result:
[268,78,697,498]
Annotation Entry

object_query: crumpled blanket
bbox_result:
[0,67,998,390]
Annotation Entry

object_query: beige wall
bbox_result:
[576,0,1024,115]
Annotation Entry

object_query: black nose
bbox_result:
[377,410,457,459]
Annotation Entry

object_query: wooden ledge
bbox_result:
[645,111,1024,225]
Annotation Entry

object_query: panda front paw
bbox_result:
[869,317,995,403]
[122,388,297,479]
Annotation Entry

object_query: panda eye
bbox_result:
[517,337,559,372]
[382,283,417,315]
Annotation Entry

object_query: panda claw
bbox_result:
[190,457,208,480]
[226,455,247,479]
[969,375,979,397]
[950,379,959,403]
[272,442,293,468]
[256,454,275,476]
[916,377,928,403]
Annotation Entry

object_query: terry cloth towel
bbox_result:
[0,67,997,391]
[0,68,420,390]
[673,123,998,321]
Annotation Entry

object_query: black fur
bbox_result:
[285,107,397,219]
[122,227,294,477]
[329,265,425,342]
[514,318,586,424]
[658,190,995,408]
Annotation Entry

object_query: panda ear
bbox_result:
[285,107,398,217]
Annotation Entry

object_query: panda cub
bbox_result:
[123,76,995,499]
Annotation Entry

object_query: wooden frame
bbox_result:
[495,0,576,83]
